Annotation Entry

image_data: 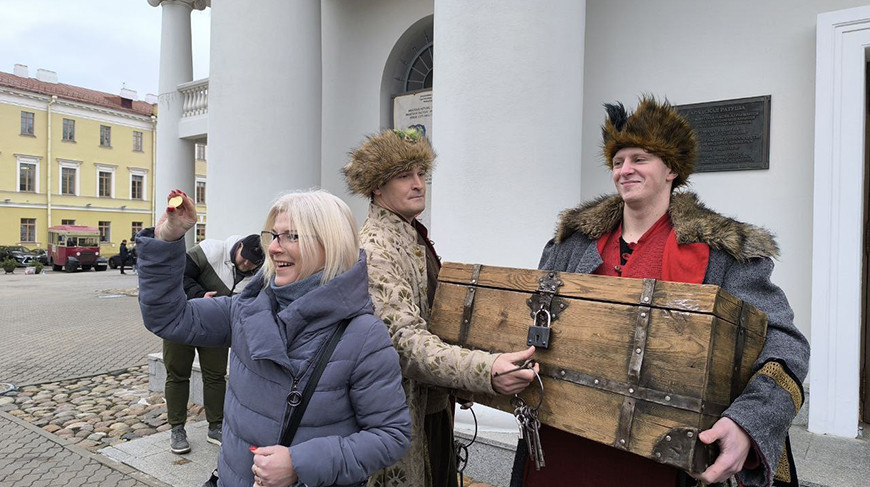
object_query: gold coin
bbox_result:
[168,195,183,208]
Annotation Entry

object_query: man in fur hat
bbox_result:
[510,97,808,487]
[163,233,265,455]
[344,128,539,487]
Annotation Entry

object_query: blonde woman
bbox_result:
[137,189,410,487]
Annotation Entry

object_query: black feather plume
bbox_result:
[604,102,628,131]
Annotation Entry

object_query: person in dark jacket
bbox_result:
[164,233,265,455]
[138,189,410,487]
[510,97,809,487]
[119,240,129,274]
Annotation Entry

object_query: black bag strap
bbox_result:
[279,318,350,447]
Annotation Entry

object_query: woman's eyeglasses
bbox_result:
[260,231,300,247]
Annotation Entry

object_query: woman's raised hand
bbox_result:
[154,189,196,242]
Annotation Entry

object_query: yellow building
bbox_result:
[194,143,207,242]
[0,66,159,258]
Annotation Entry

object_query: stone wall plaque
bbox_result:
[676,96,770,172]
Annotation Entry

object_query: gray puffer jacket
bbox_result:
[136,234,411,487]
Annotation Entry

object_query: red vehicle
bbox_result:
[47,225,108,272]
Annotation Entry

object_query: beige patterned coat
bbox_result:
[362,204,498,487]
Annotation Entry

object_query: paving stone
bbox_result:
[0,413,163,487]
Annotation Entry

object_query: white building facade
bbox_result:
[149,0,870,439]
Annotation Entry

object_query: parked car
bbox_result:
[108,250,137,270]
[0,245,49,267]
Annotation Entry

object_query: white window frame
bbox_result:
[129,168,148,201]
[16,155,40,193]
[95,164,116,198]
[58,159,81,196]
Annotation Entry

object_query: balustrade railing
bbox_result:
[178,78,208,118]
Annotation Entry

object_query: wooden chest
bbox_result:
[429,262,768,473]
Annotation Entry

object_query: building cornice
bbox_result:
[0,201,152,214]
[0,88,154,130]
[14,153,43,161]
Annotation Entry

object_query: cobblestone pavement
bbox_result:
[0,270,172,486]
[0,270,158,386]
[0,410,168,487]
[1,366,206,454]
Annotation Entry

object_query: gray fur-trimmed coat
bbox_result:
[136,234,411,487]
[530,192,809,487]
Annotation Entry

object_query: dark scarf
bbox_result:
[270,271,324,311]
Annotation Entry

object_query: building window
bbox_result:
[133,131,143,152]
[195,223,206,243]
[61,219,76,225]
[196,180,206,204]
[97,165,115,198]
[100,125,111,147]
[129,168,148,200]
[131,174,144,200]
[58,160,81,195]
[61,167,76,195]
[404,42,434,92]
[131,221,143,239]
[19,162,37,192]
[17,156,40,193]
[62,118,75,141]
[195,143,207,161]
[98,221,111,242]
[20,218,36,243]
[98,171,112,197]
[21,111,35,135]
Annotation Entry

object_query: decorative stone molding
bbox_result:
[147,0,208,10]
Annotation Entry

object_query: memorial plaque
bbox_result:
[676,96,770,172]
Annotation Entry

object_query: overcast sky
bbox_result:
[0,0,210,99]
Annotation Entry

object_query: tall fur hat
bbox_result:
[343,128,435,196]
[601,96,698,188]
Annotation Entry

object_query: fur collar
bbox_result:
[554,192,779,262]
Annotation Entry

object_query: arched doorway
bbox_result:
[380,16,434,226]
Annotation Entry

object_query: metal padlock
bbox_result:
[527,308,552,349]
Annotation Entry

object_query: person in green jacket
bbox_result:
[165,233,265,454]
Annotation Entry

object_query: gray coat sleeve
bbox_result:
[712,255,809,487]
[136,235,233,348]
[289,316,411,486]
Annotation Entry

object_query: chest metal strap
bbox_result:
[526,271,568,324]
[459,264,482,346]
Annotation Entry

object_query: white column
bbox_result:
[431,0,585,433]
[149,0,201,247]
[205,0,322,239]
[431,0,585,268]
